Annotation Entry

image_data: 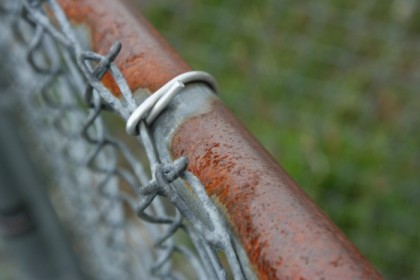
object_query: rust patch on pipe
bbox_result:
[56,1,382,278]
[171,99,382,279]
[58,0,191,96]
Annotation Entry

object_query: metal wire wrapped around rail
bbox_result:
[0,0,246,279]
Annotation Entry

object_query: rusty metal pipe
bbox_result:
[58,0,382,279]
[58,0,191,95]
[167,89,382,279]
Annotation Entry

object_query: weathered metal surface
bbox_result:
[58,0,191,96]
[59,1,382,279]
[171,99,382,279]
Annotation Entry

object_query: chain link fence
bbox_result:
[0,0,251,279]
[1,0,419,279]
[136,0,420,279]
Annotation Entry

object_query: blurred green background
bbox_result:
[136,0,420,279]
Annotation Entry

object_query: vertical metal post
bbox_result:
[0,111,85,280]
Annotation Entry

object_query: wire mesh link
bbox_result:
[0,0,246,279]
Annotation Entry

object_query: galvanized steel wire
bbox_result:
[0,0,246,279]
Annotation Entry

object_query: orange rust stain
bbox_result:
[58,0,191,97]
[101,71,121,96]
[171,100,382,279]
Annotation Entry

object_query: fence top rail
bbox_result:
[18,0,383,279]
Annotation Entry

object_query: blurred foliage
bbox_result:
[137,0,420,278]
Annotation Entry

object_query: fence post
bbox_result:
[0,111,85,280]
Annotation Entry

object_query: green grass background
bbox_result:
[137,1,420,278]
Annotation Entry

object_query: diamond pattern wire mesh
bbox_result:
[0,0,246,279]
